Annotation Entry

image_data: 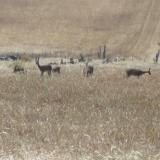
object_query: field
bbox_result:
[0,0,160,159]
[0,0,160,57]
[0,59,160,159]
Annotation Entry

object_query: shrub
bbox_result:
[19,53,32,62]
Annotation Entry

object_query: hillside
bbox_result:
[0,0,160,58]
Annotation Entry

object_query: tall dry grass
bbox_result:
[0,65,160,159]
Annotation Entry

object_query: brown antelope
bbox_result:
[126,68,151,78]
[83,61,94,77]
[35,57,52,76]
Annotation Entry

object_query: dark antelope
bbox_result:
[126,68,151,78]
[13,64,25,73]
[83,61,94,77]
[35,57,52,76]
[52,66,61,74]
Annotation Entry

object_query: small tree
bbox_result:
[60,59,62,64]
[154,49,160,63]
[97,45,107,59]
[156,50,160,63]
[19,53,32,62]
[102,45,106,59]
[97,46,102,59]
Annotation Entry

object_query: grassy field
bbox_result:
[0,59,160,159]
[0,0,160,57]
[0,0,160,159]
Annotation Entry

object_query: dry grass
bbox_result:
[0,0,159,57]
[19,54,32,62]
[0,61,160,159]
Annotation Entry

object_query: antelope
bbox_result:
[35,57,52,76]
[13,64,25,73]
[83,61,94,77]
[52,66,61,74]
[126,68,151,78]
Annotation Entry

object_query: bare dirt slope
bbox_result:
[0,0,160,57]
